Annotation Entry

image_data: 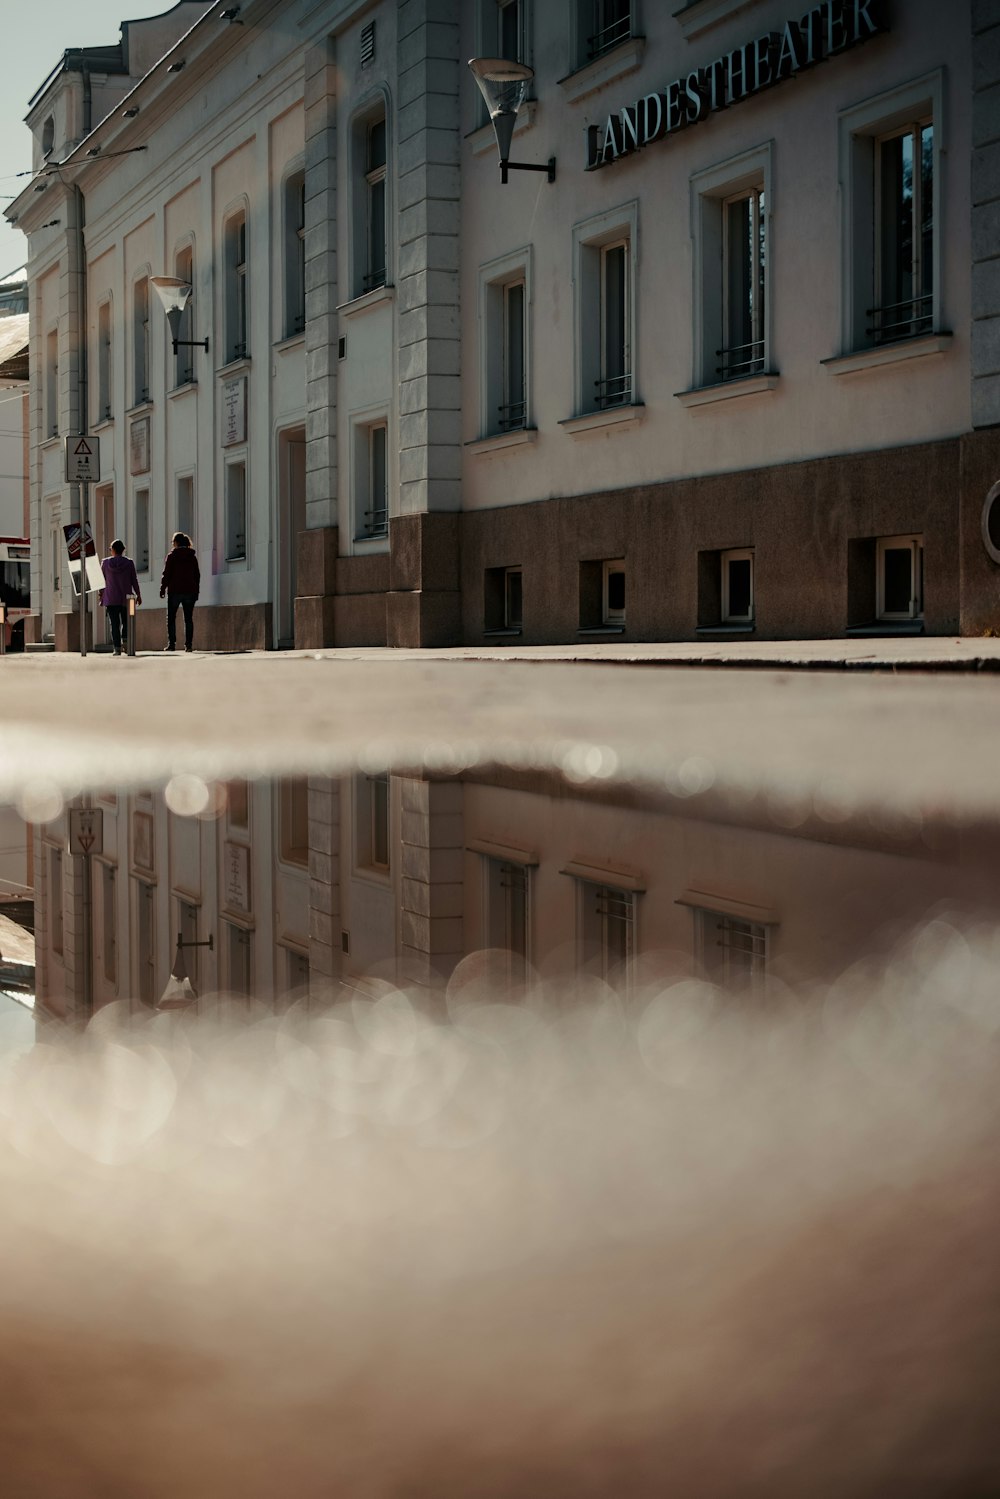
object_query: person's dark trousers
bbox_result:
[167,592,197,650]
[107,605,127,651]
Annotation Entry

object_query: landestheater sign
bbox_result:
[586,0,888,170]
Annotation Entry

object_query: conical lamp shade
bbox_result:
[469,56,532,124]
[150,276,193,317]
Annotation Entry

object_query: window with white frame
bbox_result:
[691,145,772,389]
[573,204,637,416]
[176,473,194,541]
[721,548,754,625]
[485,856,529,991]
[355,772,390,873]
[474,2,530,125]
[279,778,309,867]
[97,300,112,422]
[579,880,635,987]
[133,276,150,405]
[45,328,58,438]
[134,487,150,574]
[877,534,923,621]
[576,0,632,65]
[484,564,523,631]
[174,244,195,386]
[284,169,306,337]
[480,252,530,437]
[225,460,247,562]
[839,76,941,355]
[364,114,387,294]
[697,908,768,992]
[355,420,388,540]
[224,211,249,362]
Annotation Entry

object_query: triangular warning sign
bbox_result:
[73,438,93,456]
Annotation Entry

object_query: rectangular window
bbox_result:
[691,146,772,391]
[598,240,630,408]
[279,778,309,866]
[697,909,767,992]
[49,847,63,956]
[284,171,306,337]
[176,474,194,541]
[133,277,149,405]
[45,329,58,438]
[227,779,249,831]
[225,213,248,361]
[227,920,253,999]
[102,863,116,984]
[720,187,765,380]
[178,899,201,992]
[485,856,529,991]
[174,245,195,386]
[721,548,754,625]
[873,122,933,345]
[134,487,150,574]
[136,879,155,1007]
[365,117,387,294]
[484,565,523,631]
[355,772,390,873]
[579,881,634,986]
[225,461,247,562]
[97,301,112,422]
[499,280,526,431]
[839,79,940,355]
[505,566,522,628]
[497,0,524,60]
[357,422,388,539]
[877,534,923,621]
[573,205,637,417]
[583,0,631,63]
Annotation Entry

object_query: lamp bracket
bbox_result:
[177,933,214,951]
[171,337,210,353]
[500,157,556,185]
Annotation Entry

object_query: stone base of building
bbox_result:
[54,602,272,653]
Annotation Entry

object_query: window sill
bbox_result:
[559,402,645,436]
[845,622,925,636]
[125,400,153,417]
[466,427,538,456]
[352,533,389,547]
[467,101,537,155]
[560,858,645,894]
[217,357,251,378]
[40,434,62,449]
[167,380,197,401]
[578,625,626,635]
[673,0,763,42]
[336,284,394,320]
[482,627,522,638]
[675,373,779,408]
[821,334,953,377]
[273,331,306,353]
[559,36,646,105]
[92,415,115,431]
[696,624,756,634]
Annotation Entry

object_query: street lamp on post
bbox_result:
[149,277,209,355]
[468,58,556,184]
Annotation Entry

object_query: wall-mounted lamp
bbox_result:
[32,182,47,193]
[168,60,186,73]
[86,147,102,157]
[158,930,214,1010]
[122,107,140,118]
[468,58,555,185]
[220,6,243,20]
[150,276,210,355]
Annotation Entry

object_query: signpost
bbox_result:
[68,806,103,859]
[65,435,100,658]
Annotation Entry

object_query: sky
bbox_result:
[0,1,181,280]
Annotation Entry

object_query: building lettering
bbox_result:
[585,0,888,170]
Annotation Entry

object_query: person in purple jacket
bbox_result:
[159,532,201,652]
[99,539,142,657]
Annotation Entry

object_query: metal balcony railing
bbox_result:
[715,339,764,381]
[593,370,631,408]
[866,293,932,346]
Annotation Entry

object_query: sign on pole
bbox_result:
[68,807,103,858]
[65,434,100,484]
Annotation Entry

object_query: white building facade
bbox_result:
[8,0,1000,649]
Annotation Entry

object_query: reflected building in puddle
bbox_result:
[30,763,1000,1024]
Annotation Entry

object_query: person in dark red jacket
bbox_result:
[159,533,201,652]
